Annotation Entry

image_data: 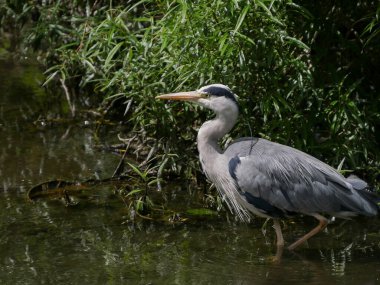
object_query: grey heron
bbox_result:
[156,84,379,252]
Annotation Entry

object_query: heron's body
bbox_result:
[203,136,378,221]
[157,84,379,252]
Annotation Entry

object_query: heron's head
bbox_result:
[156,84,239,115]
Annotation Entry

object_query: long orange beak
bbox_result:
[155,91,204,101]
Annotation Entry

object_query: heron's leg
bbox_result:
[273,219,284,247]
[271,219,284,263]
[287,213,328,251]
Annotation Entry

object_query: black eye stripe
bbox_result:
[202,86,237,104]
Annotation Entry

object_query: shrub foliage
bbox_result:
[1,0,379,184]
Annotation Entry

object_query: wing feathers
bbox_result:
[229,138,378,217]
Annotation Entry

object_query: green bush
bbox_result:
[1,0,379,185]
[289,1,380,182]
[41,0,315,175]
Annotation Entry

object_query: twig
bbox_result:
[59,78,75,117]
[112,147,128,178]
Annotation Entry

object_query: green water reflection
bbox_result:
[0,59,120,190]
[0,60,379,284]
[1,188,380,284]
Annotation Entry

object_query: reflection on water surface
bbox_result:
[0,60,379,284]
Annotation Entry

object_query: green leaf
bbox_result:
[43,70,59,87]
[256,0,285,26]
[127,162,146,180]
[232,5,250,36]
[234,31,255,45]
[82,59,96,73]
[283,36,310,51]
[105,42,124,69]
[126,189,144,197]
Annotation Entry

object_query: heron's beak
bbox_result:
[155,91,204,102]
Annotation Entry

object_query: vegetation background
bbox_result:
[1,0,379,187]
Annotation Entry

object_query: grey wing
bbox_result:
[225,138,378,217]
[223,137,259,157]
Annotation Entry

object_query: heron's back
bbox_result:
[224,137,379,218]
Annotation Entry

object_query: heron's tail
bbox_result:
[347,175,368,190]
[347,175,380,214]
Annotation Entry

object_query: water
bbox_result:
[0,59,379,284]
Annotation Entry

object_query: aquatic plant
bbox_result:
[122,162,158,216]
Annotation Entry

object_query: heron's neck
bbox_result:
[197,111,237,159]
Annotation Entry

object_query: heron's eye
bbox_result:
[199,92,210,98]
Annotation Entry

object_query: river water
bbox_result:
[0,59,379,284]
